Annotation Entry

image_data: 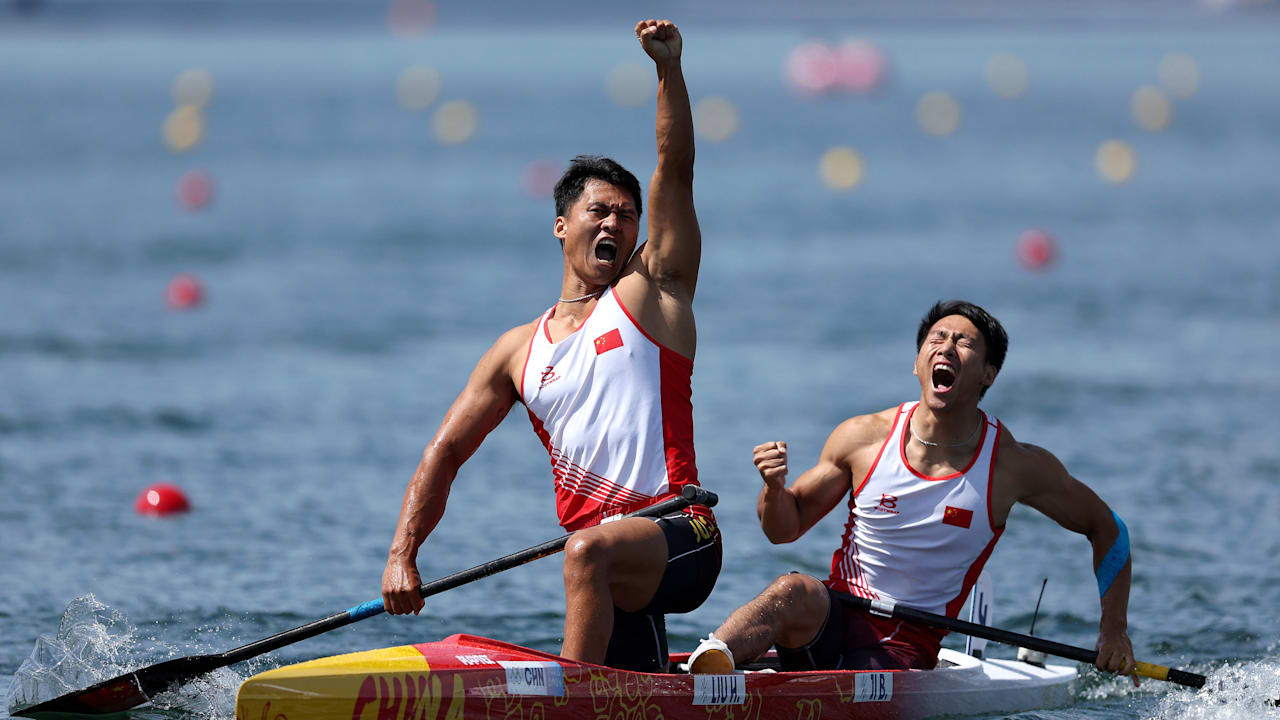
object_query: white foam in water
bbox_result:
[5,595,252,719]
[1148,659,1280,720]
[149,666,243,718]
[6,595,143,713]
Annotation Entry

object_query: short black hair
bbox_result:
[553,155,643,219]
[916,300,1009,395]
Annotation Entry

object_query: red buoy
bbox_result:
[834,39,887,94]
[785,42,839,95]
[1017,229,1057,270]
[176,169,214,211]
[166,273,205,309]
[134,483,191,515]
[521,159,562,199]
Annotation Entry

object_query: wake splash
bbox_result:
[5,595,249,719]
[1148,658,1280,720]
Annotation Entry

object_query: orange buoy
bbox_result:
[134,483,191,515]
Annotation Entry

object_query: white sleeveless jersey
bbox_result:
[519,287,702,532]
[828,401,1005,618]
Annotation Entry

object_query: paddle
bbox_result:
[16,485,719,717]
[835,591,1207,689]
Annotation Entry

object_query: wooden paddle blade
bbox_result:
[15,654,223,716]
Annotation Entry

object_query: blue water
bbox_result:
[3,5,1280,719]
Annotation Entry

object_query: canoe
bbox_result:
[234,633,1076,720]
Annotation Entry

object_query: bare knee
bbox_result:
[763,574,824,605]
[760,574,829,637]
[563,531,613,586]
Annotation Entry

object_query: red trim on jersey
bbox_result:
[899,405,990,481]
[550,449,651,505]
[562,491,714,533]
[526,408,555,466]
[613,287,706,525]
[658,344,697,493]
[829,405,905,596]
[855,403,906,498]
[986,419,1005,532]
[611,286,694,362]
[944,526,1004,617]
[518,311,549,405]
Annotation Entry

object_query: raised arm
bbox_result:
[1007,440,1137,684]
[381,328,525,615]
[635,19,700,300]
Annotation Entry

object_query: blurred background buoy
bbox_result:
[1017,228,1057,270]
[521,159,562,199]
[785,42,839,95]
[834,39,887,94]
[176,169,214,211]
[134,483,191,516]
[166,273,205,309]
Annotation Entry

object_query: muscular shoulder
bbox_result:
[993,424,1071,498]
[823,407,898,465]
[496,319,538,353]
[480,319,539,382]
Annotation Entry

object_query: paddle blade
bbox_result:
[15,654,223,716]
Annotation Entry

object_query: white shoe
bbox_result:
[688,633,735,674]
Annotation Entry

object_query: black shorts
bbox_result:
[603,510,722,672]
[774,583,940,672]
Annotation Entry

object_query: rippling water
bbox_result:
[2,6,1279,719]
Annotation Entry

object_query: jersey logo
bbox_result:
[942,505,973,528]
[539,365,560,389]
[874,493,900,515]
[594,328,623,355]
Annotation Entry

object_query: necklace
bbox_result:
[910,415,981,448]
[558,289,603,303]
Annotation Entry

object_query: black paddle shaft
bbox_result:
[834,591,1207,689]
[17,485,718,717]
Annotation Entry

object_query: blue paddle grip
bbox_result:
[1095,510,1129,597]
[346,598,386,621]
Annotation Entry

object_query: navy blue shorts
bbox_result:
[775,584,941,671]
[603,510,721,672]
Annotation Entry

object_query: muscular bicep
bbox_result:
[428,336,522,469]
[787,414,887,536]
[1014,445,1111,538]
[644,168,701,298]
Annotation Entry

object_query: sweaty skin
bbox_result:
[718,314,1137,684]
[381,19,702,667]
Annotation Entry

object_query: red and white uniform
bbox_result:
[828,401,1004,618]
[520,287,705,532]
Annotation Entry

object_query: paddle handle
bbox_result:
[836,592,1206,689]
[222,485,718,665]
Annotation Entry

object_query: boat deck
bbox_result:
[235,633,1076,720]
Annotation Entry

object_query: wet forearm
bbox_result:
[388,449,458,560]
[757,485,802,543]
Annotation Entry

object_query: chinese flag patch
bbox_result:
[594,328,623,355]
[942,506,973,529]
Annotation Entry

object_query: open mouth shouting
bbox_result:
[593,237,619,268]
[931,362,957,394]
